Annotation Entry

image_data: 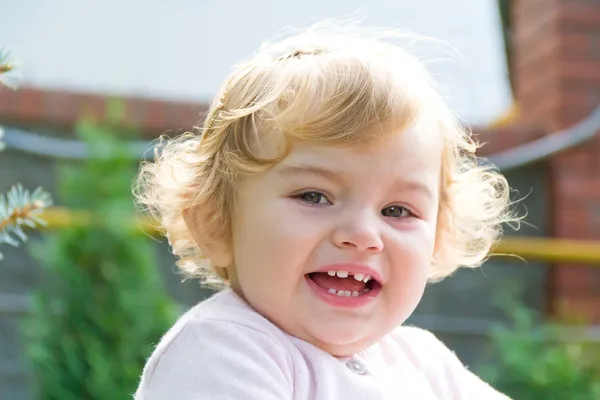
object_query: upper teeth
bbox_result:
[326,270,372,283]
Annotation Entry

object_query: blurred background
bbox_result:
[1,0,600,399]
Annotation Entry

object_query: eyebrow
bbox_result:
[276,164,436,200]
[276,164,346,184]
[392,180,436,202]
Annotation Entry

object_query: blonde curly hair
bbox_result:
[134,21,516,289]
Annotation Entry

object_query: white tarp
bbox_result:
[2,0,512,125]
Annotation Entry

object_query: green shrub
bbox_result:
[22,117,180,400]
[479,297,600,400]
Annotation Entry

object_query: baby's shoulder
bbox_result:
[381,326,512,400]
[381,325,457,376]
[149,305,292,371]
[135,291,294,399]
[148,289,293,367]
[387,325,446,351]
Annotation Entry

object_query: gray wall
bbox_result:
[0,145,549,399]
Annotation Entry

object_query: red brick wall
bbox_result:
[0,86,208,137]
[513,0,600,322]
[473,124,546,155]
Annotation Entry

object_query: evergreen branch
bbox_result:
[0,48,12,74]
[0,184,52,260]
[0,48,20,89]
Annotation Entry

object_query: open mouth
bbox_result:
[306,270,382,299]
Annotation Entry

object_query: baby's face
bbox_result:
[228,122,442,356]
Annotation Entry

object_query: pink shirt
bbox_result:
[135,289,511,399]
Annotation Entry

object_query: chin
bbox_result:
[307,325,380,356]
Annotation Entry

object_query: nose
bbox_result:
[331,212,384,253]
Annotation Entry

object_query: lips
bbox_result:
[305,264,383,307]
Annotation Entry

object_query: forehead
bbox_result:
[252,110,441,157]
[293,116,439,158]
[274,120,443,182]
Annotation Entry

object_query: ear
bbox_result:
[182,207,233,268]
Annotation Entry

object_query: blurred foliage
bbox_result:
[21,112,180,400]
[479,293,600,400]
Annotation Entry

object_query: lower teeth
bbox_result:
[327,288,371,297]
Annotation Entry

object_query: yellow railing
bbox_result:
[494,237,600,264]
[37,207,600,265]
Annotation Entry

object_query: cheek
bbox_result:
[245,198,326,240]
[388,224,436,281]
[231,199,323,275]
[384,231,432,320]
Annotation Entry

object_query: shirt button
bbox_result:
[346,358,368,375]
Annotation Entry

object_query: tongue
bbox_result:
[310,273,366,292]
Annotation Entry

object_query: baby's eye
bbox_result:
[381,205,412,218]
[295,191,332,206]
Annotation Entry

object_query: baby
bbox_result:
[133,20,514,399]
